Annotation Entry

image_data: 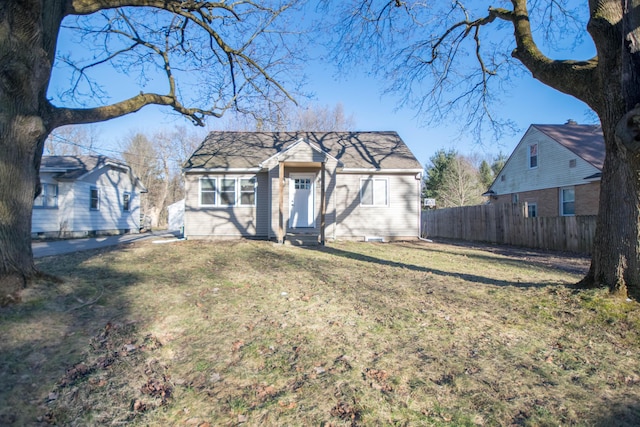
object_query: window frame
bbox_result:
[220,178,237,206]
[199,176,257,207]
[90,186,100,211]
[122,192,131,212]
[34,183,58,209]
[527,203,538,218]
[528,143,538,169]
[360,177,389,207]
[239,177,256,206]
[199,177,217,207]
[560,187,575,216]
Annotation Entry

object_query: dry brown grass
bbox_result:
[2,239,640,426]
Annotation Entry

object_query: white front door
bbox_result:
[289,174,315,228]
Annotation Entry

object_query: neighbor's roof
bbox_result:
[41,155,147,190]
[533,123,605,170]
[184,131,422,170]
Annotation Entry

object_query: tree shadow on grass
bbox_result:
[411,239,591,276]
[304,243,575,289]
[0,245,142,425]
[591,399,640,426]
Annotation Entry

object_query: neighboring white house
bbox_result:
[485,122,604,217]
[33,155,147,238]
[182,131,424,243]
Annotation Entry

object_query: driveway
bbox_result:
[32,230,182,258]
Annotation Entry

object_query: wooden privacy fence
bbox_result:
[422,203,597,254]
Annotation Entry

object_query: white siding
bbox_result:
[31,173,63,233]
[492,127,601,195]
[68,167,140,233]
[32,166,141,235]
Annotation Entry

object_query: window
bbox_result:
[295,178,311,190]
[200,176,257,206]
[200,178,217,206]
[528,143,538,168]
[240,178,256,206]
[123,193,131,212]
[569,159,577,168]
[527,203,538,218]
[561,187,575,216]
[220,178,236,206]
[360,178,388,206]
[90,187,99,210]
[34,183,58,208]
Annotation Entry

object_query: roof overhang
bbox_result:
[183,167,263,173]
[339,168,424,174]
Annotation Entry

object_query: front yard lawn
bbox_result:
[2,239,639,426]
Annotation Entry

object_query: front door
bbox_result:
[289,174,315,228]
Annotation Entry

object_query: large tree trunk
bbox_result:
[578,0,640,299]
[583,118,640,299]
[0,0,55,302]
[0,118,47,301]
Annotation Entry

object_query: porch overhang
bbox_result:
[277,160,328,245]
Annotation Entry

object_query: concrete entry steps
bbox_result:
[284,231,321,246]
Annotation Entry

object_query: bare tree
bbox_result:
[0,0,305,296]
[329,0,640,299]
[45,125,101,156]
[439,156,485,208]
[221,102,356,131]
[121,127,202,229]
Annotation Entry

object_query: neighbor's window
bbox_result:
[561,187,575,216]
[240,178,256,206]
[220,178,236,206]
[528,143,538,168]
[527,203,538,218]
[360,178,388,206]
[34,183,58,208]
[123,193,131,212]
[200,177,217,206]
[90,187,99,210]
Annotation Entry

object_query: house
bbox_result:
[485,121,603,217]
[182,131,423,243]
[33,155,147,238]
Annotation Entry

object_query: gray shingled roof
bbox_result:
[533,123,604,170]
[184,131,422,170]
[41,155,146,191]
[41,155,129,180]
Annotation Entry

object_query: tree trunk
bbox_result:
[0,117,47,302]
[582,119,640,299]
[0,0,56,302]
[578,0,640,299]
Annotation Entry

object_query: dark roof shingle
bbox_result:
[185,131,422,170]
[533,124,604,170]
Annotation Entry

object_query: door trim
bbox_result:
[289,173,315,228]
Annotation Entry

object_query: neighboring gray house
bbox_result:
[33,155,147,238]
[485,122,604,217]
[183,131,423,243]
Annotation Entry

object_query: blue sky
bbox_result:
[48,2,597,167]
